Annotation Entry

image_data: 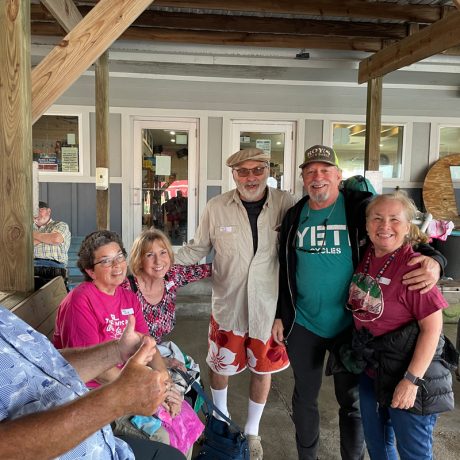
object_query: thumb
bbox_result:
[129,336,156,366]
[124,315,136,334]
[407,255,422,266]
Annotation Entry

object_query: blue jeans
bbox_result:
[359,373,438,460]
[34,258,66,268]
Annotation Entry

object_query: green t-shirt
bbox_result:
[295,193,353,338]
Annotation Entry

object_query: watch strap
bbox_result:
[404,370,424,386]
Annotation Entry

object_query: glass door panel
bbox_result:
[133,119,197,250]
[142,128,189,245]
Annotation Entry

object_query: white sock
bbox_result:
[211,386,229,421]
[244,399,265,436]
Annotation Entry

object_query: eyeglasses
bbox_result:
[93,252,126,268]
[232,166,267,177]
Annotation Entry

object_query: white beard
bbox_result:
[237,181,266,202]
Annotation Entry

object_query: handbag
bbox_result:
[176,370,250,460]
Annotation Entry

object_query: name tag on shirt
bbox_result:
[219,226,234,233]
[166,281,175,291]
[121,308,134,315]
[379,277,391,285]
[18,333,34,342]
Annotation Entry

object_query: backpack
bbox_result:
[342,175,377,195]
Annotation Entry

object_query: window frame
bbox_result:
[34,108,90,181]
[324,118,411,186]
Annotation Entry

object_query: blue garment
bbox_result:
[359,373,438,460]
[34,258,66,268]
[0,305,134,460]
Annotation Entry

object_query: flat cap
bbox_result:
[226,148,270,167]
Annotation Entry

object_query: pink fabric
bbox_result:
[53,281,149,387]
[156,400,204,454]
[426,220,454,241]
[353,245,448,337]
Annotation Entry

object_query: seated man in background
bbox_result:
[0,306,185,460]
[33,201,71,268]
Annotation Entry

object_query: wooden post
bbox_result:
[0,0,34,292]
[95,51,110,230]
[364,77,383,172]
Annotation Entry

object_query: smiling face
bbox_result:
[141,240,172,280]
[232,160,269,202]
[301,162,342,209]
[366,198,411,257]
[85,242,127,294]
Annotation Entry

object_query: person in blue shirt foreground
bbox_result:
[0,306,185,460]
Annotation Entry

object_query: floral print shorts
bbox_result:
[206,315,290,375]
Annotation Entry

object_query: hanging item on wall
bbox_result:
[156,155,172,176]
[256,139,271,155]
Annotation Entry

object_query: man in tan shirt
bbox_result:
[176,148,296,460]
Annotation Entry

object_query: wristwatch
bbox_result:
[403,370,425,387]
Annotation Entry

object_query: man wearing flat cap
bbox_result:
[33,201,71,268]
[176,147,296,459]
[273,145,446,460]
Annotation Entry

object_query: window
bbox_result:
[439,126,460,158]
[33,115,80,173]
[332,123,404,179]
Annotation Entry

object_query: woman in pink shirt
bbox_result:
[53,230,152,387]
[53,231,201,457]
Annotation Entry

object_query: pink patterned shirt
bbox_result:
[121,264,212,342]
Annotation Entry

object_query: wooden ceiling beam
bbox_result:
[109,9,408,39]
[31,0,154,124]
[32,8,407,40]
[454,0,460,10]
[149,0,452,23]
[119,27,385,52]
[358,10,460,84]
[40,0,82,33]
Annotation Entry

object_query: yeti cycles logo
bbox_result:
[296,224,349,254]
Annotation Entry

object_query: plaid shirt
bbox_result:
[33,219,71,265]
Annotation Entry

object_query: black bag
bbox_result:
[177,370,249,460]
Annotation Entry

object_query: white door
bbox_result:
[132,118,198,249]
[229,120,296,193]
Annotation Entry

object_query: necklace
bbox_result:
[363,245,402,282]
[296,199,338,254]
[300,198,337,227]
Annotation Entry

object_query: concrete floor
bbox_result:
[170,304,460,460]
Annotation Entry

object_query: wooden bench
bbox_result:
[0,276,67,339]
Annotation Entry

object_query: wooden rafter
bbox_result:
[40,0,82,33]
[31,0,154,124]
[358,10,460,84]
[109,28,387,52]
[115,0,454,23]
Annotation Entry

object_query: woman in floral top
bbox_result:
[121,228,212,343]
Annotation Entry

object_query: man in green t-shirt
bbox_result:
[272,145,445,460]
